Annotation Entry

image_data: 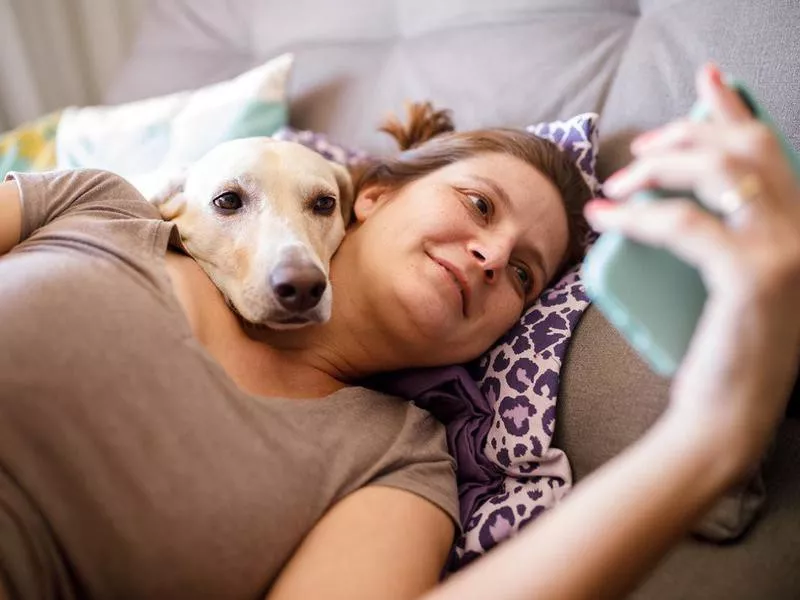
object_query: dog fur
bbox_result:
[141,137,353,329]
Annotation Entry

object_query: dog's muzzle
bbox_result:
[269,261,327,312]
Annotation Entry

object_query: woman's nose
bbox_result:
[467,231,514,281]
[470,248,496,281]
[469,239,512,281]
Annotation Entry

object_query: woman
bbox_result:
[0,62,797,599]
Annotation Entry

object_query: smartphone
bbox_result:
[582,77,800,376]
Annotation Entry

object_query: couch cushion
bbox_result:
[630,420,800,600]
[108,0,800,168]
[107,0,635,154]
[598,0,800,178]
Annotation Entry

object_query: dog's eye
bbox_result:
[312,195,337,216]
[212,192,242,211]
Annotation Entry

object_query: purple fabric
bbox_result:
[272,127,368,165]
[367,366,502,529]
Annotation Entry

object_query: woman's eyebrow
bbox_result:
[471,175,511,211]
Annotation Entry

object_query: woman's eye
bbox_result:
[467,193,491,217]
[212,191,242,211]
[512,264,533,292]
[312,195,337,216]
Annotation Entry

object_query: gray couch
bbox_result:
[109,1,800,597]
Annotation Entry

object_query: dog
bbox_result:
[138,137,353,329]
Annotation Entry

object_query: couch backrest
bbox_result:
[109,0,800,178]
[109,0,800,479]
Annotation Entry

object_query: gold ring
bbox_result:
[718,173,763,216]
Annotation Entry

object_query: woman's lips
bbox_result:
[428,254,470,317]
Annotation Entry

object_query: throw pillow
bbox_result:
[0,111,61,180]
[55,53,293,178]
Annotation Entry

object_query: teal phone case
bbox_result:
[583,78,800,376]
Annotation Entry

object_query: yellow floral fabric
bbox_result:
[0,111,61,178]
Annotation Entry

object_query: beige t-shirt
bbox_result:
[0,169,458,599]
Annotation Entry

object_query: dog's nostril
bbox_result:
[274,283,297,299]
[310,282,326,300]
[270,264,327,312]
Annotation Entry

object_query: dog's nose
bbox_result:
[270,263,327,312]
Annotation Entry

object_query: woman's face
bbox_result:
[346,152,570,366]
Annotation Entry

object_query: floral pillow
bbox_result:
[0,111,61,180]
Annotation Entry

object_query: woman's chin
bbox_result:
[394,287,457,338]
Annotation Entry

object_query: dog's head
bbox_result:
[150,137,353,329]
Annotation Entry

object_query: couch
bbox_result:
[107,1,800,597]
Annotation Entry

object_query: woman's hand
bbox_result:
[587,63,800,477]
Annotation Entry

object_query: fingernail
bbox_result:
[602,168,629,196]
[631,129,661,152]
[707,63,722,86]
[633,129,661,144]
[584,198,617,222]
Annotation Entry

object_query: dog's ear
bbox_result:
[135,168,188,221]
[329,161,354,224]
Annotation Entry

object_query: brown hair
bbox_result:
[354,102,592,280]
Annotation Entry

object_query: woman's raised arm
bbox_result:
[424,62,800,600]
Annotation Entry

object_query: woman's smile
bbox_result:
[428,253,470,317]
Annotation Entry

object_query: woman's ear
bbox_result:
[353,184,389,223]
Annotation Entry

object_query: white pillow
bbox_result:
[56,53,293,177]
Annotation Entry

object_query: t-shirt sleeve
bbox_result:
[368,404,461,533]
[6,168,160,242]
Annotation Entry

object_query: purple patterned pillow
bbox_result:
[271,127,368,165]
[275,116,600,570]
[526,113,600,195]
[450,114,599,566]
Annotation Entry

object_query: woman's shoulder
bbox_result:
[324,385,459,528]
[333,385,453,472]
[342,385,448,432]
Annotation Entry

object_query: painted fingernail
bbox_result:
[602,168,630,195]
[707,63,723,86]
[632,129,660,146]
[631,129,661,153]
[584,198,617,222]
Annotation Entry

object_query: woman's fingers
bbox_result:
[630,120,799,212]
[696,62,754,124]
[584,198,734,275]
[631,120,760,157]
[602,150,764,215]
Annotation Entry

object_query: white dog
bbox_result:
[139,137,353,329]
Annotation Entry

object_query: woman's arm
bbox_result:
[0,181,22,255]
[267,421,735,600]
[425,408,741,600]
[429,62,800,599]
[267,486,454,600]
